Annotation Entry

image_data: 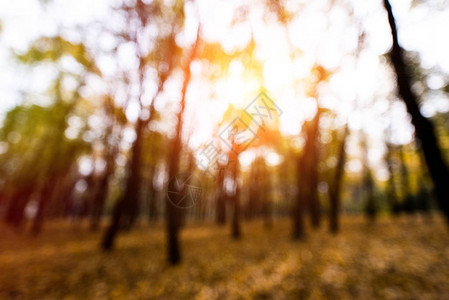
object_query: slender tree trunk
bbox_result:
[215,166,226,225]
[124,118,146,229]
[361,135,376,222]
[32,175,59,235]
[90,168,112,231]
[102,117,144,250]
[304,110,322,229]
[383,0,449,224]
[397,145,414,213]
[385,142,400,215]
[5,187,34,228]
[229,149,241,239]
[165,113,184,264]
[262,161,273,229]
[364,171,376,222]
[177,154,195,229]
[293,155,306,239]
[91,105,117,231]
[329,125,348,234]
[246,162,258,220]
[147,170,158,222]
[231,186,241,238]
[165,29,200,264]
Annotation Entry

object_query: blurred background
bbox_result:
[1,0,449,299]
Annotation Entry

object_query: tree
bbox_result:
[215,162,227,225]
[101,0,183,250]
[165,26,201,264]
[361,134,376,222]
[384,141,400,215]
[293,152,306,240]
[90,97,125,231]
[260,157,273,229]
[1,34,98,233]
[302,108,322,229]
[328,124,349,234]
[383,0,449,224]
[142,129,167,223]
[228,128,242,239]
[397,145,413,213]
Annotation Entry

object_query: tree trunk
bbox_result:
[293,155,306,240]
[398,145,414,213]
[91,106,117,231]
[5,187,34,228]
[90,168,112,231]
[385,142,400,215]
[165,29,200,264]
[361,135,376,223]
[304,110,322,229]
[329,125,348,234]
[261,160,273,229]
[229,150,241,239]
[246,161,258,220]
[102,117,144,250]
[32,175,59,235]
[383,0,449,224]
[147,170,158,222]
[215,166,226,225]
[165,114,184,264]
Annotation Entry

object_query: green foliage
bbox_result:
[0,103,90,191]
[15,36,101,76]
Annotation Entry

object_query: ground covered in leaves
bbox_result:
[1,216,449,299]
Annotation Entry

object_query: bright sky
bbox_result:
[1,0,449,178]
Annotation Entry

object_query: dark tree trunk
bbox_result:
[101,195,125,250]
[91,107,117,231]
[397,145,414,213]
[147,171,158,222]
[361,135,376,222]
[215,166,226,225]
[385,142,400,215]
[102,117,144,250]
[364,172,376,222]
[123,118,146,230]
[62,177,77,217]
[165,115,184,264]
[263,193,273,229]
[303,110,322,229]
[226,124,243,239]
[32,175,58,235]
[261,161,273,229]
[383,0,449,224]
[231,187,241,239]
[246,161,258,220]
[329,125,348,234]
[229,149,241,239]
[176,155,195,230]
[90,168,113,231]
[165,30,200,264]
[53,175,75,219]
[293,155,306,240]
[5,187,34,229]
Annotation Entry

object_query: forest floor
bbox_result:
[1,215,449,299]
